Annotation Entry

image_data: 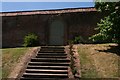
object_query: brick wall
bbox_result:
[2,11,106,47]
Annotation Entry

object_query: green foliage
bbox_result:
[69,44,77,76]
[68,36,85,44]
[68,40,74,45]
[95,2,117,13]
[72,67,77,75]
[74,36,81,44]
[90,2,120,44]
[23,33,39,47]
[89,16,113,43]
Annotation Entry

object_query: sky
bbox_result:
[1,2,95,12]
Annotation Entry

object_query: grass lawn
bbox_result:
[78,43,119,78]
[2,47,30,78]
[0,52,2,78]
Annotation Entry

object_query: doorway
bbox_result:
[49,20,64,45]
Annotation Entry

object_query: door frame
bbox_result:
[47,16,67,45]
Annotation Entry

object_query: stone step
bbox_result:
[28,62,70,66]
[27,65,68,70]
[25,69,68,74]
[38,51,65,53]
[22,73,68,78]
[37,53,67,56]
[20,77,68,80]
[20,46,69,80]
[41,46,64,49]
[37,52,66,54]
[40,50,65,52]
[40,48,64,51]
[31,58,70,62]
[40,48,65,51]
[36,55,67,58]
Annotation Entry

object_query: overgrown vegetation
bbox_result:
[78,46,98,78]
[68,36,85,44]
[90,2,120,44]
[74,36,85,44]
[78,44,119,78]
[69,42,76,75]
[2,47,30,78]
[23,33,39,47]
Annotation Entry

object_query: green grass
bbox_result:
[119,57,120,77]
[0,69,2,79]
[78,47,98,78]
[78,44,119,78]
[2,47,30,78]
[0,51,2,79]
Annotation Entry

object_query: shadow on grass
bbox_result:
[95,44,120,77]
[97,45,120,56]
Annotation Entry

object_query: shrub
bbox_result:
[89,33,112,43]
[68,36,85,44]
[74,36,85,44]
[74,36,81,44]
[23,33,39,47]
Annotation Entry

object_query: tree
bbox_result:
[90,2,120,45]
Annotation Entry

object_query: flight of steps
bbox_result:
[20,46,70,80]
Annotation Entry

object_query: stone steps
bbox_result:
[22,73,68,78]
[41,46,64,49]
[25,69,68,74]
[40,48,64,51]
[28,62,70,66]
[36,55,67,58]
[20,77,68,80]
[20,46,70,80]
[37,53,67,56]
[27,65,68,70]
[31,58,70,62]
[38,51,65,53]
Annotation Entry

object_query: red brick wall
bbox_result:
[2,11,106,47]
[66,12,104,42]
